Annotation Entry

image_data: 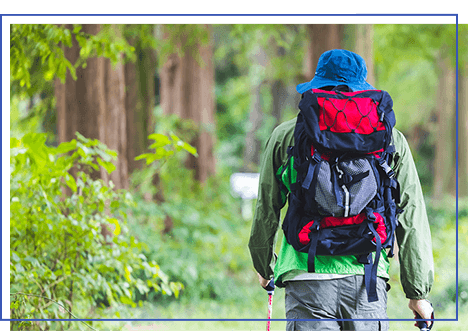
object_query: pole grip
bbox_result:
[415,313,429,331]
[264,278,275,295]
[415,308,434,331]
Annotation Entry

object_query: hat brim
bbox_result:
[296,76,375,94]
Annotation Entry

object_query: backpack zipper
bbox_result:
[335,163,350,217]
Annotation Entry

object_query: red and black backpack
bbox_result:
[279,85,402,302]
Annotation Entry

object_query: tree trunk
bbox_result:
[459,60,468,197]
[354,24,375,87]
[55,24,81,150]
[125,43,146,174]
[125,33,157,175]
[243,83,264,172]
[271,44,287,128]
[55,24,129,190]
[159,24,216,182]
[271,79,287,127]
[303,24,344,81]
[55,24,128,189]
[103,40,128,190]
[55,24,130,241]
[433,53,457,199]
[242,45,268,172]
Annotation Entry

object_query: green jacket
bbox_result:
[248,117,434,300]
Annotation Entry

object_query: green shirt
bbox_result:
[248,117,434,300]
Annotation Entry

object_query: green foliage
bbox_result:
[154,24,210,69]
[135,132,198,165]
[226,24,305,84]
[10,24,138,148]
[374,24,457,84]
[129,166,252,303]
[214,24,304,171]
[10,24,135,99]
[10,95,44,140]
[73,25,136,69]
[378,58,438,133]
[10,24,75,93]
[373,24,445,137]
[10,133,181,328]
[128,114,251,303]
[424,197,466,316]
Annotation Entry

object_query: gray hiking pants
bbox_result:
[285,275,389,331]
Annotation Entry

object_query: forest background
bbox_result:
[8,23,467,330]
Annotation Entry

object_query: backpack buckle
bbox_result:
[311,150,322,163]
[378,159,395,178]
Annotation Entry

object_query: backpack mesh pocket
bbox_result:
[315,158,377,217]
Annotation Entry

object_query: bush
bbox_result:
[10,133,181,330]
[129,156,253,303]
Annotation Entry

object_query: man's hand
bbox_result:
[409,299,433,327]
[257,272,270,288]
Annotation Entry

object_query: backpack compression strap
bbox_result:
[358,213,382,303]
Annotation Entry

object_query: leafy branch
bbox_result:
[135,132,198,166]
[10,292,98,331]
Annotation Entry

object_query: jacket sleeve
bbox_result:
[393,128,434,299]
[248,121,293,279]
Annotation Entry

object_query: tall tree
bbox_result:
[55,24,130,189]
[242,45,268,172]
[459,62,468,197]
[124,25,168,206]
[433,52,457,199]
[458,26,468,197]
[124,25,157,175]
[159,24,216,182]
[53,24,134,241]
[354,24,375,86]
[270,39,289,128]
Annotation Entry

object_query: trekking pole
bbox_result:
[264,278,275,331]
[414,302,434,331]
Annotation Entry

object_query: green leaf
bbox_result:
[97,157,116,174]
[108,218,121,236]
[10,301,20,310]
[148,133,171,148]
[11,252,20,262]
[120,296,134,306]
[10,137,21,148]
[170,282,182,299]
[56,140,77,154]
[66,60,77,81]
[44,70,55,81]
[75,132,87,142]
[124,265,132,282]
[72,25,82,34]
[134,153,153,161]
[148,133,170,142]
[64,173,77,193]
[161,282,172,296]
[178,141,198,157]
[169,133,181,142]
[107,149,118,158]
[154,149,174,160]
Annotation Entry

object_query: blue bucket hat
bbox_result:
[296,49,375,93]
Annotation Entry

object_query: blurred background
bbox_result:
[9,24,466,330]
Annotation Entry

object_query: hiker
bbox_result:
[248,49,434,331]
